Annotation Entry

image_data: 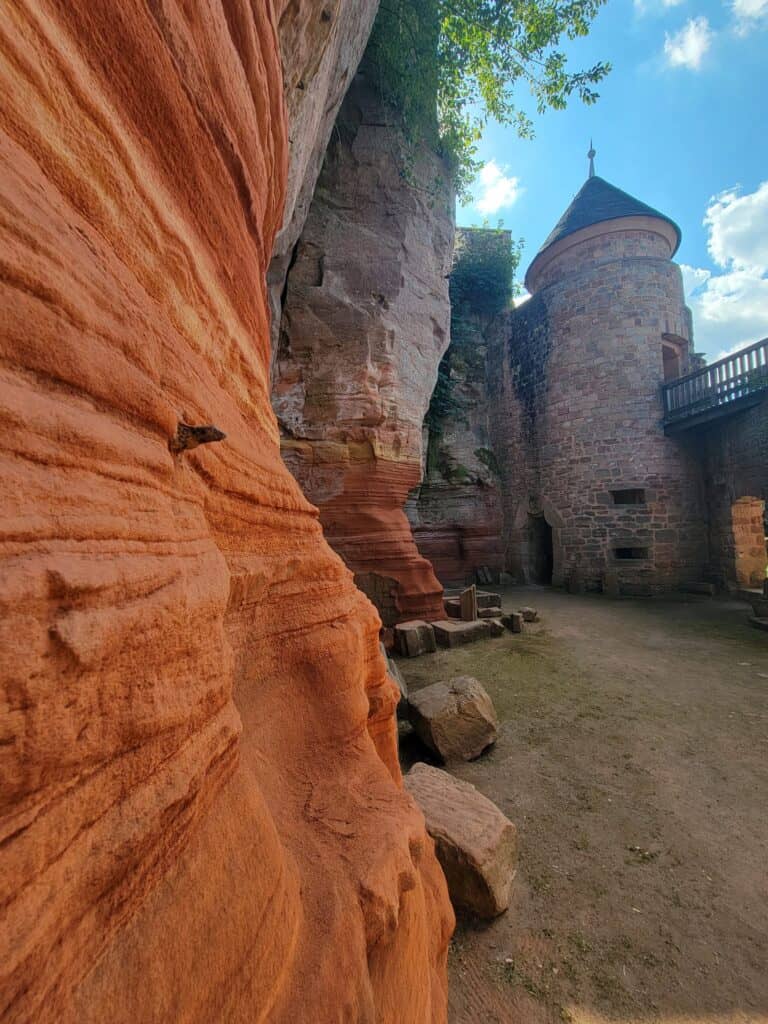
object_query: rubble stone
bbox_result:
[408,676,498,762]
[432,619,491,648]
[394,619,437,657]
[405,763,517,917]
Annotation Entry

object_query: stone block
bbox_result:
[443,597,461,619]
[488,618,505,637]
[394,620,437,658]
[405,763,516,917]
[408,676,498,762]
[476,591,502,609]
[501,612,523,634]
[460,584,478,622]
[478,606,503,618]
[519,607,538,623]
[432,619,491,648]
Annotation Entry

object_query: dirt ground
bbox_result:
[396,587,768,1024]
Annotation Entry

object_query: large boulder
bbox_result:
[405,763,517,918]
[408,676,498,761]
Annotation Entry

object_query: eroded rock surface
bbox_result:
[273,68,454,624]
[0,3,452,1020]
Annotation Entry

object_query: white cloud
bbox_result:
[682,182,768,358]
[733,0,768,33]
[663,16,713,68]
[705,181,768,269]
[475,160,522,216]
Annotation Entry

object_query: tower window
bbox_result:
[611,488,646,505]
[614,546,649,560]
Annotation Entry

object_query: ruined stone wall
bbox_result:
[701,395,768,589]
[273,71,454,623]
[408,230,507,585]
[489,226,709,594]
[0,3,452,1020]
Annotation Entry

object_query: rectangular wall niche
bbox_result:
[614,546,649,560]
[611,489,646,505]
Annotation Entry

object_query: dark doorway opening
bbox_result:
[528,514,553,584]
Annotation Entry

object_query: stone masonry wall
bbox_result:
[701,394,768,589]
[490,226,709,594]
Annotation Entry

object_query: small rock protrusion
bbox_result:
[170,422,226,454]
[519,606,539,623]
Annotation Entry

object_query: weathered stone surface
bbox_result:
[460,585,478,621]
[273,69,454,623]
[267,0,379,360]
[405,763,517,918]
[406,230,505,586]
[433,619,492,648]
[408,677,498,761]
[477,591,502,609]
[519,606,539,622]
[0,4,452,1021]
[489,618,505,637]
[395,620,438,658]
[501,612,524,634]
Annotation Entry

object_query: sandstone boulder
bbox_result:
[408,676,498,761]
[488,618,505,637]
[395,619,437,658]
[405,763,517,917]
[519,607,539,623]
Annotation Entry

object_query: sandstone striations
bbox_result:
[0,3,452,1021]
[273,68,454,625]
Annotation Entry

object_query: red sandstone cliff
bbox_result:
[273,71,454,625]
[0,2,452,1020]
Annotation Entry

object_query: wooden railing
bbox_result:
[662,337,768,425]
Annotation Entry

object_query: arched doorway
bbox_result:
[731,497,767,589]
[527,513,553,584]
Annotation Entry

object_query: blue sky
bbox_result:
[456,0,768,360]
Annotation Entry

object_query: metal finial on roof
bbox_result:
[588,140,596,178]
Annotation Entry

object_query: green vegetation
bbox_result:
[366,0,610,197]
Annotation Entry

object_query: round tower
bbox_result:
[492,152,708,594]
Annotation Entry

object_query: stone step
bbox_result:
[432,619,491,648]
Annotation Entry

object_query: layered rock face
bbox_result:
[273,71,454,625]
[0,3,452,1020]
[408,230,507,585]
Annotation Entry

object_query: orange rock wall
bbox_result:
[0,2,451,1020]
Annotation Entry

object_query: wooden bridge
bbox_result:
[662,337,768,433]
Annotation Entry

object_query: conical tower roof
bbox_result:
[525,171,681,291]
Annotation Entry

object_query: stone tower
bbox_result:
[488,159,708,594]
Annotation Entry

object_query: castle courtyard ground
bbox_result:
[397,587,768,1024]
